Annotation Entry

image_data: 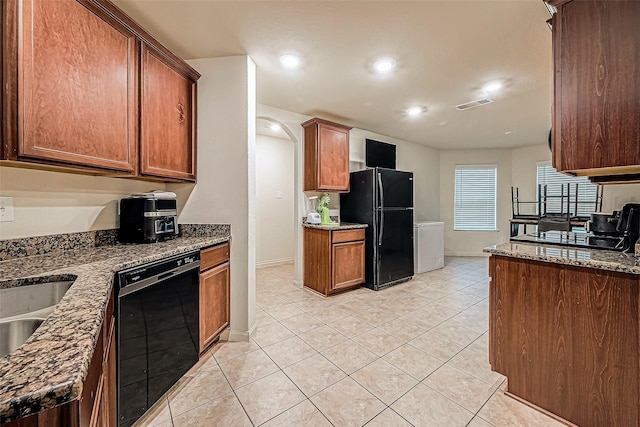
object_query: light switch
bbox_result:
[275,191,283,199]
[0,197,14,222]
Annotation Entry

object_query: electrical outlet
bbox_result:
[275,191,283,199]
[0,197,14,222]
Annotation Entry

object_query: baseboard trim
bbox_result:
[445,252,491,257]
[228,328,250,342]
[256,258,294,268]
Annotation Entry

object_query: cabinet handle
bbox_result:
[176,103,185,124]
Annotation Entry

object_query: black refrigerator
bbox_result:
[340,167,414,290]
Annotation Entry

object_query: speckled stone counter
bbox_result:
[0,229,230,423]
[484,241,640,275]
[302,222,368,231]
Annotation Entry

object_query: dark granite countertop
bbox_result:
[484,241,640,275]
[0,231,230,422]
[302,222,368,231]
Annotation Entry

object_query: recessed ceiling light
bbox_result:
[483,81,502,94]
[504,130,513,135]
[373,58,396,73]
[270,123,282,131]
[280,54,300,69]
[406,106,425,116]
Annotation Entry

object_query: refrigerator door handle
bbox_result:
[377,172,385,246]
[378,209,384,246]
[377,172,384,209]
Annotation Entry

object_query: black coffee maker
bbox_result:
[616,203,640,251]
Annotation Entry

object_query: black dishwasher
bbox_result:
[115,251,200,427]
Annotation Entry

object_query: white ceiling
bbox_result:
[114,0,553,150]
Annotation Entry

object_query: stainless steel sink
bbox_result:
[0,281,73,357]
[0,281,72,319]
[0,318,45,357]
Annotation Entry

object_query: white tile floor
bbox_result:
[138,257,564,427]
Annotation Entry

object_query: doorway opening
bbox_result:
[255,117,300,285]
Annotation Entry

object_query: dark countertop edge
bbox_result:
[302,222,368,230]
[0,235,230,423]
[484,241,640,275]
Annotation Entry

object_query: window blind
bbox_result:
[536,162,599,217]
[454,165,497,231]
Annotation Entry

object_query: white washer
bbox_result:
[413,221,445,274]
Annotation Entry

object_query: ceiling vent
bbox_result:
[455,98,494,111]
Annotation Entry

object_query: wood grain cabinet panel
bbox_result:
[490,255,640,427]
[550,0,640,178]
[332,241,365,290]
[302,118,352,192]
[199,261,230,353]
[303,227,364,296]
[199,242,231,354]
[3,0,200,182]
[15,0,138,172]
[140,43,197,181]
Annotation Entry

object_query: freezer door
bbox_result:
[376,208,414,286]
[340,169,375,224]
[377,168,413,209]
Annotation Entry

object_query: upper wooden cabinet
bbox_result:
[6,0,138,173]
[140,43,197,181]
[549,0,640,180]
[1,0,200,182]
[302,118,352,192]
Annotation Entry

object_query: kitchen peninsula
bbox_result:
[484,242,640,427]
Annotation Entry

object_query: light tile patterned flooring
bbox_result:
[139,257,564,427]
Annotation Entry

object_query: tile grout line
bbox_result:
[242,260,497,426]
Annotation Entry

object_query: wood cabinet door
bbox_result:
[199,261,230,353]
[317,124,349,191]
[492,256,639,427]
[18,0,138,172]
[554,1,640,174]
[332,240,365,290]
[140,44,196,181]
[303,227,332,295]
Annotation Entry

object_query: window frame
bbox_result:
[453,164,498,231]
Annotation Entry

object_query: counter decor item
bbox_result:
[318,193,336,226]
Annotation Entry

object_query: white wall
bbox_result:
[440,143,640,256]
[256,134,295,265]
[439,149,513,256]
[168,55,256,341]
[0,166,165,239]
[349,129,440,221]
[511,145,552,213]
[256,104,308,285]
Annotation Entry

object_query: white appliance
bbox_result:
[307,212,321,224]
[414,221,444,273]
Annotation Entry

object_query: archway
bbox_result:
[255,116,302,287]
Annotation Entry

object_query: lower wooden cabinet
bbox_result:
[489,255,640,427]
[303,227,365,296]
[199,242,231,354]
